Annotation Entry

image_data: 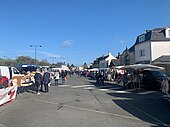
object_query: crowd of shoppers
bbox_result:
[34,69,69,95]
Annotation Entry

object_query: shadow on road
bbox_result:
[88,79,123,90]
[107,91,170,127]
[87,78,170,126]
[17,84,37,94]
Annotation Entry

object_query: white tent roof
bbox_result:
[88,68,99,72]
[120,64,164,71]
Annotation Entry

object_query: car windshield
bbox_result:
[150,71,167,77]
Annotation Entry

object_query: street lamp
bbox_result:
[50,57,57,64]
[30,44,42,65]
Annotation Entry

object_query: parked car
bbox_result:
[141,69,169,91]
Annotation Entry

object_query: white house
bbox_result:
[99,52,117,69]
[135,27,170,64]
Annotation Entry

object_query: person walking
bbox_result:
[54,70,60,86]
[61,70,65,85]
[65,70,68,81]
[98,71,105,86]
[34,69,43,95]
[43,69,50,93]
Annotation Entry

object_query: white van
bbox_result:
[0,66,33,86]
[0,66,20,106]
[0,66,21,79]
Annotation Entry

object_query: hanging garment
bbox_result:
[161,78,169,94]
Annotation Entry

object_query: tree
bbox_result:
[37,59,50,66]
[16,56,35,64]
[0,58,17,66]
[0,58,5,66]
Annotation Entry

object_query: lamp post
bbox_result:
[30,45,42,65]
[50,57,56,64]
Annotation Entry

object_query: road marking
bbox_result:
[137,91,157,95]
[33,99,141,121]
[98,89,109,92]
[113,91,131,94]
[58,85,71,87]
[71,85,94,88]
[84,87,96,90]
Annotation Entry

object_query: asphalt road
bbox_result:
[0,75,170,127]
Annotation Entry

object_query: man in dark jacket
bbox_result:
[43,69,50,93]
[34,69,43,95]
[61,70,66,85]
[98,71,105,85]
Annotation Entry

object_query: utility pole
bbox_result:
[30,45,42,65]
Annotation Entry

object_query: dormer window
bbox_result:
[139,35,145,42]
[165,28,170,38]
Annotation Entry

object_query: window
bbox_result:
[13,68,20,74]
[139,49,145,57]
[139,35,145,42]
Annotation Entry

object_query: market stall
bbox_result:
[119,64,165,90]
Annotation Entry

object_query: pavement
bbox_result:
[0,75,170,127]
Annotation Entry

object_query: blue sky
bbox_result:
[0,0,170,66]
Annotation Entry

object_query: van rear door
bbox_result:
[0,66,10,79]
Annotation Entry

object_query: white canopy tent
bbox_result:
[118,64,165,90]
[120,64,165,71]
[88,68,99,72]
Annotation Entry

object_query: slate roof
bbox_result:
[128,45,135,53]
[97,55,109,62]
[93,55,109,64]
[135,27,170,45]
[153,55,170,62]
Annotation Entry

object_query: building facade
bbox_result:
[119,45,135,66]
[135,27,170,64]
[92,52,117,69]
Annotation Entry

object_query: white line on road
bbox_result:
[33,99,141,121]
[58,85,71,87]
[98,89,109,92]
[113,91,131,94]
[84,87,96,90]
[71,85,94,88]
